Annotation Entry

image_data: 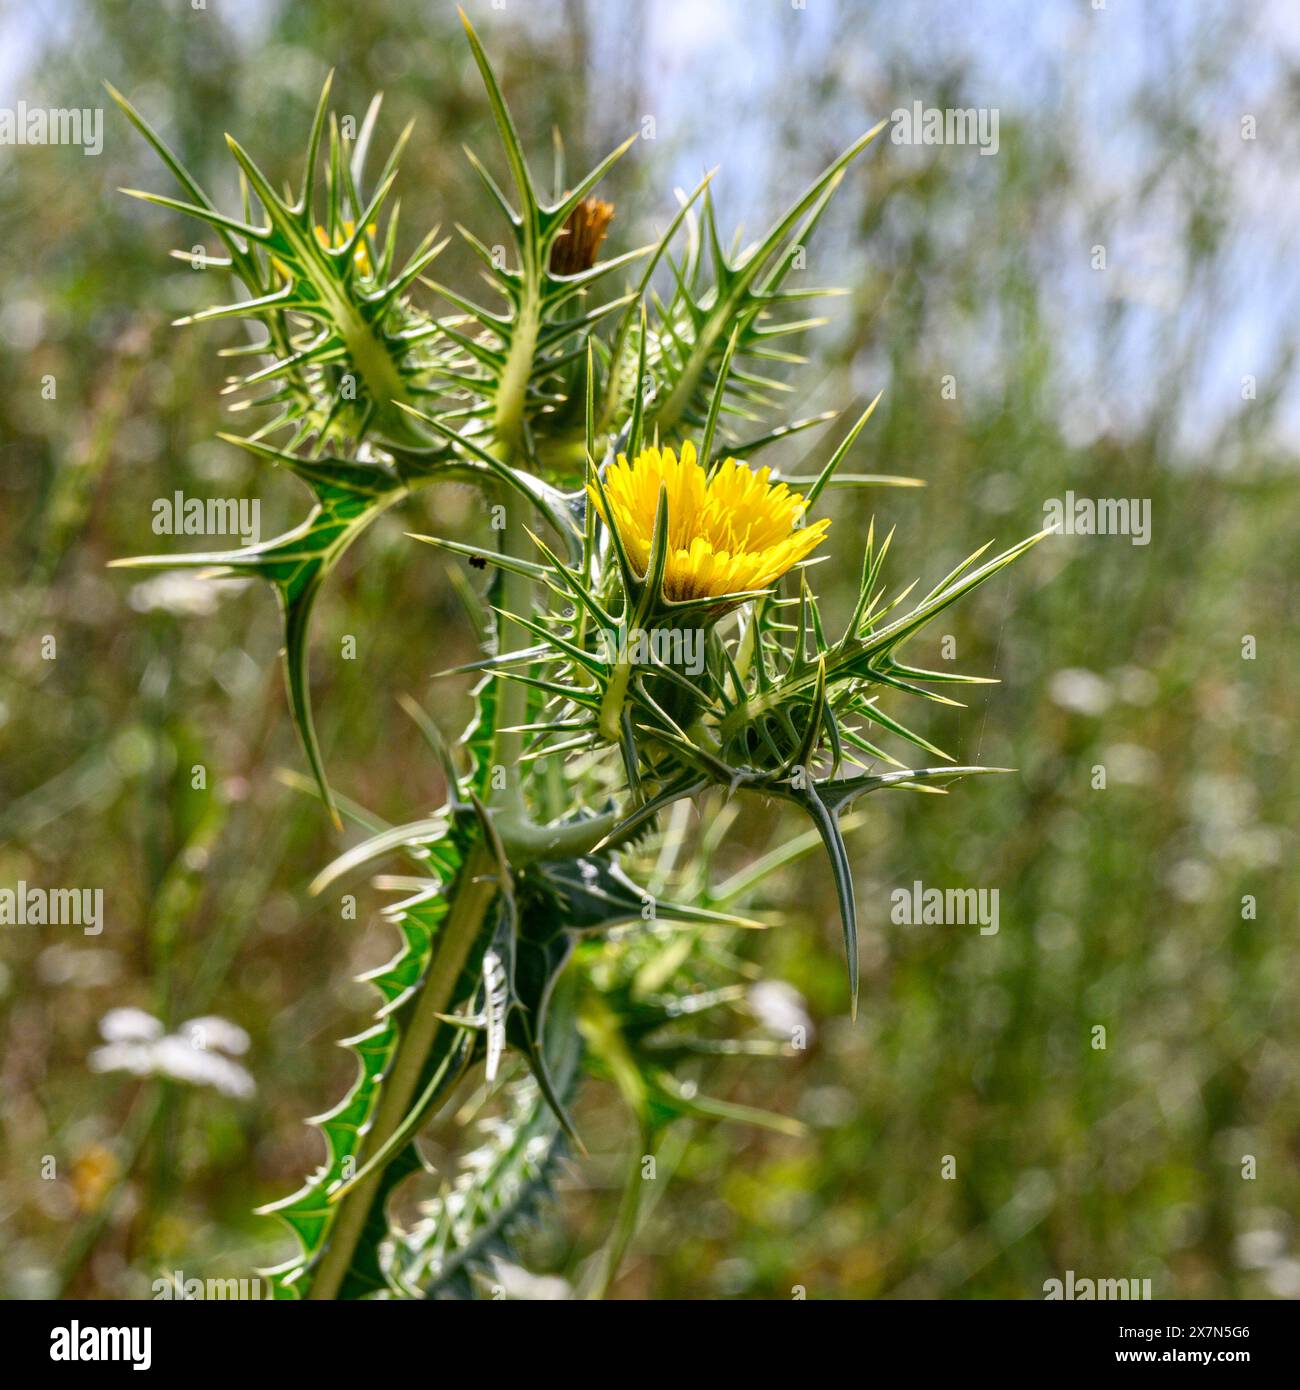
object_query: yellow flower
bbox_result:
[314,220,376,277]
[592,441,830,603]
[272,221,378,283]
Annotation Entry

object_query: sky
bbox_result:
[3,0,1298,456]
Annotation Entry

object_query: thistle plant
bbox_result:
[110,12,1049,1300]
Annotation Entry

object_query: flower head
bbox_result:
[89,1008,255,1099]
[550,197,615,275]
[314,219,376,277]
[275,221,377,284]
[592,440,830,603]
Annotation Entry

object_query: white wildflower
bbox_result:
[90,1009,254,1099]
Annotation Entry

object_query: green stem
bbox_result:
[494,805,618,863]
[489,478,621,859]
[490,498,534,819]
[589,1126,652,1299]
[308,840,497,1301]
[599,658,634,743]
[486,271,540,814]
[53,1086,167,1297]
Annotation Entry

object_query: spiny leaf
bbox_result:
[258,845,469,1298]
[112,459,420,825]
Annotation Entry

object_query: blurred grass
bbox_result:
[1,0,1297,1299]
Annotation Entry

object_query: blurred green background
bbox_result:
[2,0,1298,1299]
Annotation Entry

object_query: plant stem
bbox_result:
[308,840,497,1300]
[599,657,633,742]
[53,1086,167,1297]
[310,286,565,1296]
[589,1126,652,1299]
[489,501,532,817]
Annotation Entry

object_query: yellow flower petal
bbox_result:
[591,441,830,602]
[313,219,377,277]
